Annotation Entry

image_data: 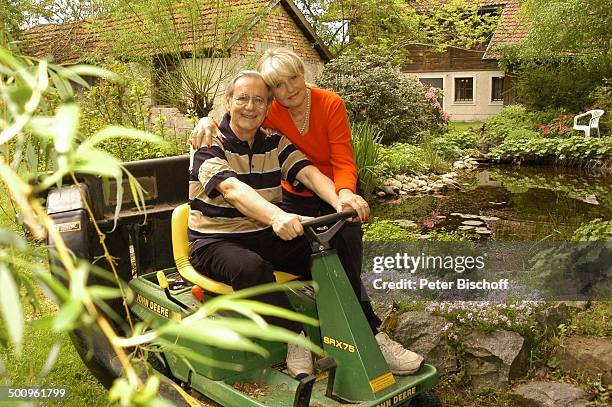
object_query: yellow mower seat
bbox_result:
[171,203,298,294]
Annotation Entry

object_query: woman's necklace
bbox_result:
[296,89,311,135]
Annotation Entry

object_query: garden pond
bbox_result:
[372,165,612,241]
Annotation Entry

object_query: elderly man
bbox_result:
[188,70,423,378]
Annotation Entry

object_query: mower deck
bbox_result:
[190,363,437,407]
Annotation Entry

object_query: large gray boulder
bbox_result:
[463,329,529,388]
[511,381,589,407]
[391,311,458,375]
[554,336,612,386]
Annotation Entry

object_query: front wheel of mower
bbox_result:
[409,391,442,407]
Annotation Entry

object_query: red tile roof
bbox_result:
[17,0,331,64]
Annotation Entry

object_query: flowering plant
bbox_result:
[536,111,574,137]
[426,300,546,338]
[422,85,450,129]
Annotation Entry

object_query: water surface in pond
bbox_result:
[371,165,612,240]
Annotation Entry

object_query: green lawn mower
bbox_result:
[46,155,440,406]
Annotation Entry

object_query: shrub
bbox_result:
[442,130,480,150]
[430,130,480,160]
[484,104,536,143]
[489,134,612,164]
[362,218,419,241]
[586,82,612,136]
[531,108,575,137]
[419,142,451,173]
[351,120,383,197]
[572,219,612,241]
[318,53,444,144]
[513,60,612,112]
[78,60,189,162]
[378,143,428,175]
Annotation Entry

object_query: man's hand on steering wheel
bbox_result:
[271,213,311,240]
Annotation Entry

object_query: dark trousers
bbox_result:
[281,190,382,333]
[190,229,312,333]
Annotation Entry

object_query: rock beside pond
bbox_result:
[391,311,459,375]
[379,171,460,197]
[382,186,396,196]
[463,329,529,388]
[553,336,612,386]
[462,220,484,226]
[510,381,589,407]
[453,157,480,172]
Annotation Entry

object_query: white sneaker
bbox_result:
[375,332,424,375]
[286,332,314,378]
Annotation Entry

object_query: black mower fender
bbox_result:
[46,183,131,388]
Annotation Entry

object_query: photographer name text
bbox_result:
[372,278,510,291]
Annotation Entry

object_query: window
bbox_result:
[420,78,443,90]
[454,77,473,102]
[491,76,504,102]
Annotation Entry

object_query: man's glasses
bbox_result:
[233,94,267,108]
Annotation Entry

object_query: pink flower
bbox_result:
[440,113,451,121]
[559,125,568,132]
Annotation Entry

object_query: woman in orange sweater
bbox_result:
[190,48,423,375]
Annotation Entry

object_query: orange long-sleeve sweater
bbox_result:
[263,87,358,196]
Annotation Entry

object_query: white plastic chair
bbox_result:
[573,109,605,137]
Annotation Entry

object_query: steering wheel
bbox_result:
[300,210,358,253]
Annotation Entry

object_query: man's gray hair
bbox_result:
[225,70,273,103]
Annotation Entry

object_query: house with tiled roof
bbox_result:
[17,0,331,128]
[404,0,527,121]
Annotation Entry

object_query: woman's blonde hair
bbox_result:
[256,48,306,88]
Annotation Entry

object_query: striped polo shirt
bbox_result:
[188,113,312,251]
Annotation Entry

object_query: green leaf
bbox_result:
[83,126,162,150]
[3,85,32,116]
[27,116,58,139]
[154,338,244,371]
[131,375,159,405]
[88,285,122,300]
[52,298,83,332]
[67,65,119,82]
[112,172,124,232]
[0,47,25,74]
[53,104,80,154]
[49,70,74,101]
[158,320,268,357]
[34,270,70,303]
[0,265,23,354]
[49,63,90,89]
[70,263,89,301]
[25,142,38,172]
[73,149,122,179]
[207,318,323,354]
[0,229,27,250]
[38,342,61,377]
[109,377,132,405]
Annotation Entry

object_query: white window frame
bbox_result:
[489,74,505,106]
[452,74,475,106]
